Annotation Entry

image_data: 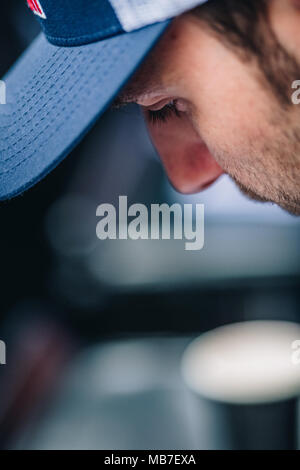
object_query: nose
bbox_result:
[165,140,224,194]
[146,113,224,194]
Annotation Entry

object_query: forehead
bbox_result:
[115,55,163,106]
[115,22,177,105]
[114,14,201,106]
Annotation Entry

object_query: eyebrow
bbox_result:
[112,86,148,108]
[111,85,167,113]
[110,93,137,109]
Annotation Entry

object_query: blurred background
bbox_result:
[0,0,300,450]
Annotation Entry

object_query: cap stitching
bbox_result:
[44,24,122,46]
[0,41,127,173]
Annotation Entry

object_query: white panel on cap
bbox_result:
[109,0,207,32]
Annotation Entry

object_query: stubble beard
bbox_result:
[217,118,300,216]
[216,22,300,215]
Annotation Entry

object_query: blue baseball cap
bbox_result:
[0,0,207,200]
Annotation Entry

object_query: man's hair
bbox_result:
[193,0,268,57]
[192,0,299,106]
[116,0,300,108]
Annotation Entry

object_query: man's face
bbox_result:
[118,0,300,214]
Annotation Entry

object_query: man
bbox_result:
[0,0,300,215]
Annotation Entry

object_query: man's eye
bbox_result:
[146,101,181,125]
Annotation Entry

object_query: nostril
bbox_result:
[169,175,220,194]
[200,175,222,190]
[170,170,224,195]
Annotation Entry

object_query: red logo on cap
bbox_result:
[27,0,46,19]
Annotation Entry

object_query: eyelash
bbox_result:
[147,101,181,125]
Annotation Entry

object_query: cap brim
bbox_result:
[0,22,169,200]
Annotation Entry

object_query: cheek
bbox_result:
[180,32,274,159]
[146,114,224,193]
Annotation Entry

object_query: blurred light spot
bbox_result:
[182,321,300,404]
